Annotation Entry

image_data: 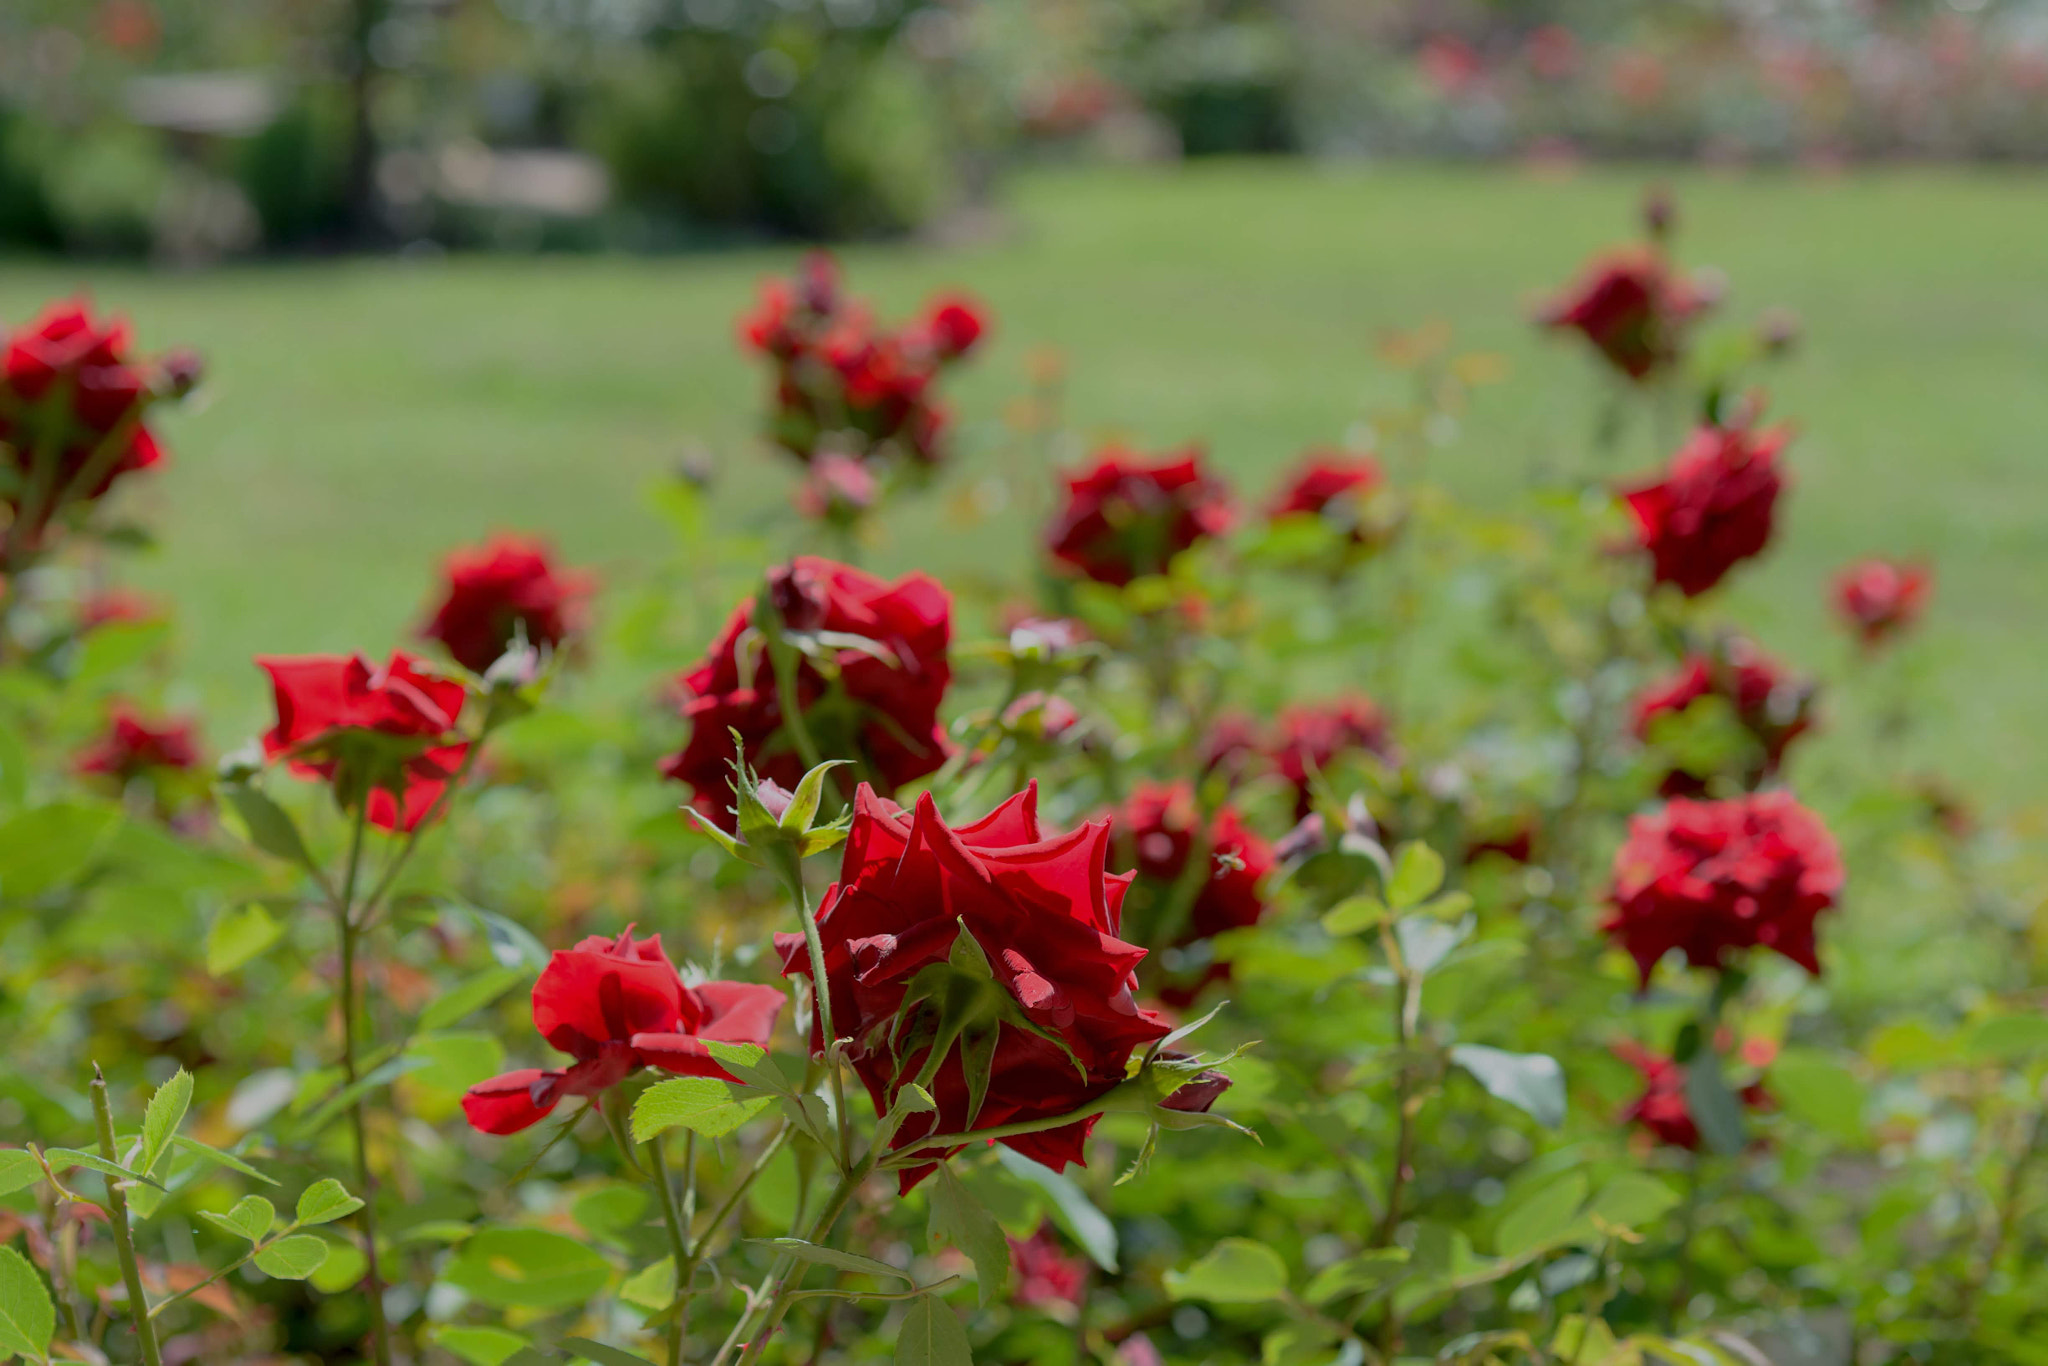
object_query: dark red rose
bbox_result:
[1273,696,1395,817]
[419,534,593,675]
[1537,248,1713,381]
[662,557,952,830]
[1008,1224,1087,1311]
[76,704,200,782]
[917,294,988,360]
[1465,820,1537,865]
[462,928,785,1135]
[257,651,470,833]
[1603,792,1843,985]
[1613,1041,1771,1152]
[1267,451,1385,541]
[1633,639,1815,796]
[1,300,175,542]
[1046,446,1236,587]
[1620,422,1788,597]
[774,784,1173,1190]
[1832,559,1930,648]
[1115,782,1273,1007]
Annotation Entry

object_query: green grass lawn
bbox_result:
[5,162,2044,803]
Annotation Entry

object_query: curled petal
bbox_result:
[461,1068,565,1135]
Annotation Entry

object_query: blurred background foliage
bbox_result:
[5,0,2048,260]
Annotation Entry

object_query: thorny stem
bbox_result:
[90,1067,163,1366]
[879,1095,1122,1169]
[730,1160,872,1366]
[786,873,853,1174]
[770,639,827,772]
[334,800,393,1366]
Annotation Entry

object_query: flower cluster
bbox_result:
[740,251,987,475]
[1265,451,1391,551]
[1114,781,1274,1004]
[419,534,592,675]
[1046,446,1237,586]
[1633,639,1816,796]
[1273,695,1396,817]
[1621,420,1789,597]
[75,704,201,784]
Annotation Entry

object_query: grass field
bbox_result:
[5,163,2044,803]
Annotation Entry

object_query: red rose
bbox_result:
[1197,711,1262,785]
[1,300,176,541]
[77,588,161,632]
[1832,559,1930,647]
[1620,422,1788,597]
[661,557,952,829]
[1613,1041,1771,1152]
[419,534,593,675]
[793,452,879,524]
[1115,781,1273,1006]
[257,651,471,832]
[1273,696,1395,817]
[1538,248,1712,381]
[1008,1224,1087,1311]
[461,928,785,1135]
[1045,446,1237,587]
[1603,792,1843,985]
[1633,640,1815,796]
[1267,451,1384,539]
[917,293,988,360]
[774,784,1174,1190]
[76,704,200,782]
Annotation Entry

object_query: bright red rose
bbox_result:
[461,928,786,1135]
[1633,639,1815,796]
[1620,422,1789,597]
[2,300,179,542]
[774,784,1177,1190]
[1045,446,1236,587]
[1613,1041,1771,1152]
[1267,451,1384,537]
[1273,696,1395,817]
[257,650,470,833]
[1008,1224,1087,1311]
[1603,792,1843,985]
[1832,559,1930,648]
[917,293,988,360]
[661,557,952,830]
[419,534,593,675]
[1538,248,1713,381]
[76,704,200,782]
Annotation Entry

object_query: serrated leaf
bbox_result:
[630,1077,774,1143]
[431,1325,533,1366]
[928,1165,1010,1307]
[562,1338,658,1366]
[1452,1045,1566,1129]
[0,1150,42,1198]
[1164,1238,1289,1304]
[1304,1248,1410,1305]
[417,966,530,1033]
[1321,896,1389,937]
[703,1040,792,1095]
[42,1148,163,1189]
[141,1068,193,1176]
[253,1234,331,1280]
[202,1194,275,1242]
[219,784,316,871]
[0,1244,54,1362]
[994,1148,1117,1272]
[171,1135,279,1185]
[747,1238,911,1283]
[206,903,285,977]
[295,1178,363,1226]
[895,1294,974,1366]
[1495,1172,1589,1260]
[1386,841,1446,909]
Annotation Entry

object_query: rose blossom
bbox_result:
[1266,451,1386,545]
[76,704,200,783]
[462,928,785,1135]
[1620,421,1789,597]
[1273,695,1395,817]
[1045,446,1236,587]
[257,650,470,832]
[1632,639,1815,795]
[1116,781,1273,1006]
[1831,559,1930,648]
[1613,1041,1771,1151]
[419,534,593,675]
[1008,1224,1087,1311]
[1603,792,1843,985]
[661,557,952,829]
[775,784,1207,1190]
[1538,248,1713,382]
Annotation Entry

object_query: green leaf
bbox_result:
[747,1238,911,1283]
[1164,1238,1290,1304]
[441,1227,615,1310]
[780,760,849,832]
[201,1194,276,1242]
[1452,1045,1567,1129]
[1585,1174,1681,1232]
[1683,1051,1748,1157]
[219,784,317,872]
[1394,914,1470,977]
[288,1055,430,1141]
[1320,896,1388,937]
[295,1178,364,1226]
[253,1234,331,1280]
[630,1076,774,1143]
[1386,841,1446,909]
[206,903,285,977]
[0,1150,43,1198]
[562,1338,658,1366]
[702,1040,793,1095]
[1965,1015,2048,1061]
[994,1148,1117,1272]
[430,1325,532,1366]
[140,1068,193,1176]
[41,1148,162,1189]
[0,802,121,902]
[1770,1050,1866,1144]
[417,966,531,1033]
[895,1294,975,1366]
[1303,1248,1410,1305]
[170,1135,279,1185]
[927,1165,1011,1307]
[308,1238,367,1294]
[0,1244,54,1363]
[617,1256,676,1312]
[1495,1172,1589,1260]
